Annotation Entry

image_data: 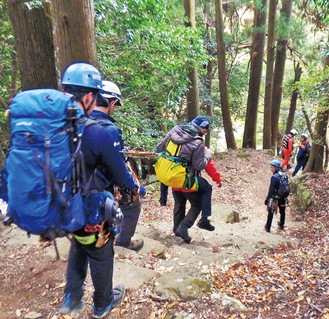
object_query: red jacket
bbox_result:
[173,159,222,192]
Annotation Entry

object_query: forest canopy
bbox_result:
[0,0,328,168]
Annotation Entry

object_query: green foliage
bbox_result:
[296,66,329,109]
[0,2,15,108]
[0,110,9,166]
[95,0,209,151]
[311,0,329,23]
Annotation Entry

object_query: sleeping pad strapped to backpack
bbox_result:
[2,89,116,240]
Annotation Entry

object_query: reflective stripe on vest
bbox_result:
[74,234,97,245]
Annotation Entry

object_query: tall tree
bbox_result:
[183,0,199,121]
[7,0,98,90]
[285,61,302,133]
[304,53,329,173]
[270,0,293,150]
[50,0,98,78]
[203,1,215,148]
[242,0,268,148]
[215,0,237,150]
[263,0,277,149]
[7,0,57,90]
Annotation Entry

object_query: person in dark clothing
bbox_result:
[172,189,201,243]
[156,116,221,233]
[171,158,222,242]
[292,133,311,177]
[92,80,145,252]
[60,63,140,319]
[159,183,169,206]
[264,159,288,233]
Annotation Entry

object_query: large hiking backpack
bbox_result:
[276,171,290,198]
[2,89,102,239]
[154,140,198,190]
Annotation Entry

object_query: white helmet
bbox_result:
[301,133,308,139]
[290,129,298,136]
[101,80,122,105]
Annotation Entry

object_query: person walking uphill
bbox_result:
[281,129,298,170]
[264,159,289,233]
[156,116,221,232]
[60,63,140,319]
[292,133,311,177]
[92,80,146,252]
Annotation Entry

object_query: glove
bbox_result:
[139,185,147,198]
[217,182,222,188]
[264,198,268,206]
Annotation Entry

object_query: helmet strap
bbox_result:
[81,92,97,115]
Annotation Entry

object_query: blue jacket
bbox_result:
[296,141,311,161]
[82,112,136,190]
[266,170,283,200]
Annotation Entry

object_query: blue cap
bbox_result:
[270,159,281,168]
[190,116,210,130]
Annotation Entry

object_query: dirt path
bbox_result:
[0,149,299,318]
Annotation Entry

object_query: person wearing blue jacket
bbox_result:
[60,63,139,319]
[264,159,288,233]
[292,133,311,177]
[91,80,145,252]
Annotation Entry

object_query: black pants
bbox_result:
[160,183,169,205]
[196,176,213,218]
[172,190,201,231]
[292,158,308,176]
[265,198,286,231]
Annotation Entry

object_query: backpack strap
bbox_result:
[162,140,189,164]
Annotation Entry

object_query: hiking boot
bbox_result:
[197,218,215,231]
[126,239,144,251]
[60,293,84,314]
[264,224,271,233]
[116,239,144,252]
[174,225,191,243]
[277,222,284,231]
[92,283,125,318]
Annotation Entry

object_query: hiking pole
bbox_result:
[66,104,79,195]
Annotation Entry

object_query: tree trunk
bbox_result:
[302,108,314,139]
[242,0,268,149]
[215,0,237,150]
[7,0,57,90]
[204,3,214,149]
[304,53,329,173]
[204,58,213,148]
[263,0,277,149]
[183,0,199,121]
[286,62,302,133]
[50,0,98,79]
[303,109,328,173]
[270,0,293,150]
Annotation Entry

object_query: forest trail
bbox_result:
[0,149,301,318]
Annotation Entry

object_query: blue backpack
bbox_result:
[2,89,113,240]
